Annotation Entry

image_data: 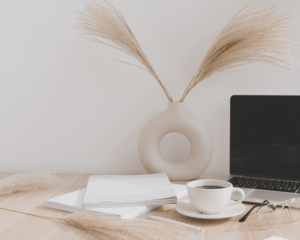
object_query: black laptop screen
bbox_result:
[230,95,300,180]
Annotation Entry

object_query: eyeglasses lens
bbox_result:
[258,205,284,229]
[289,197,300,221]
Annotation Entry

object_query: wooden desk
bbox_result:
[0,173,299,240]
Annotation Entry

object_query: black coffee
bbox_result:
[194,185,225,189]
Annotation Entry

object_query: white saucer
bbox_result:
[175,200,246,219]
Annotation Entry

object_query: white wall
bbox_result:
[0,0,299,176]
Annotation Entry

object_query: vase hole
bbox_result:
[159,132,191,163]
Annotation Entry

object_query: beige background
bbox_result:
[0,0,299,175]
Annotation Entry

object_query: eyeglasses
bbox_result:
[239,197,300,229]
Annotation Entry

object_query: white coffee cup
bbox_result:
[187,179,245,215]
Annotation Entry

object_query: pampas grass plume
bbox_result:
[73,0,173,102]
[0,208,201,240]
[180,5,299,101]
[63,214,200,240]
[0,171,61,196]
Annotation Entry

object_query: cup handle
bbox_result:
[228,187,245,207]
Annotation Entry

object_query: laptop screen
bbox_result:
[230,95,300,180]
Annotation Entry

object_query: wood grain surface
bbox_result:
[0,173,299,240]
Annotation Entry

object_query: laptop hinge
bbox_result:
[241,173,300,182]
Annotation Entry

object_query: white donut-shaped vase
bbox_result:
[138,102,213,180]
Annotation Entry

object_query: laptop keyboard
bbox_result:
[228,177,300,193]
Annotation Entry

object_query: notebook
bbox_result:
[44,184,187,219]
[83,173,177,208]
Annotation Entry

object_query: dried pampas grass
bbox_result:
[0,208,201,240]
[73,2,298,102]
[180,5,299,101]
[63,214,200,240]
[73,0,173,102]
[0,172,61,196]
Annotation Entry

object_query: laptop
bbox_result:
[223,95,300,204]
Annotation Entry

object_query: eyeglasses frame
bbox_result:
[239,197,300,229]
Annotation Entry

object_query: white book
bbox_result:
[44,184,187,219]
[83,173,177,208]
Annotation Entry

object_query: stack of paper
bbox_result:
[44,184,186,219]
[83,173,177,208]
